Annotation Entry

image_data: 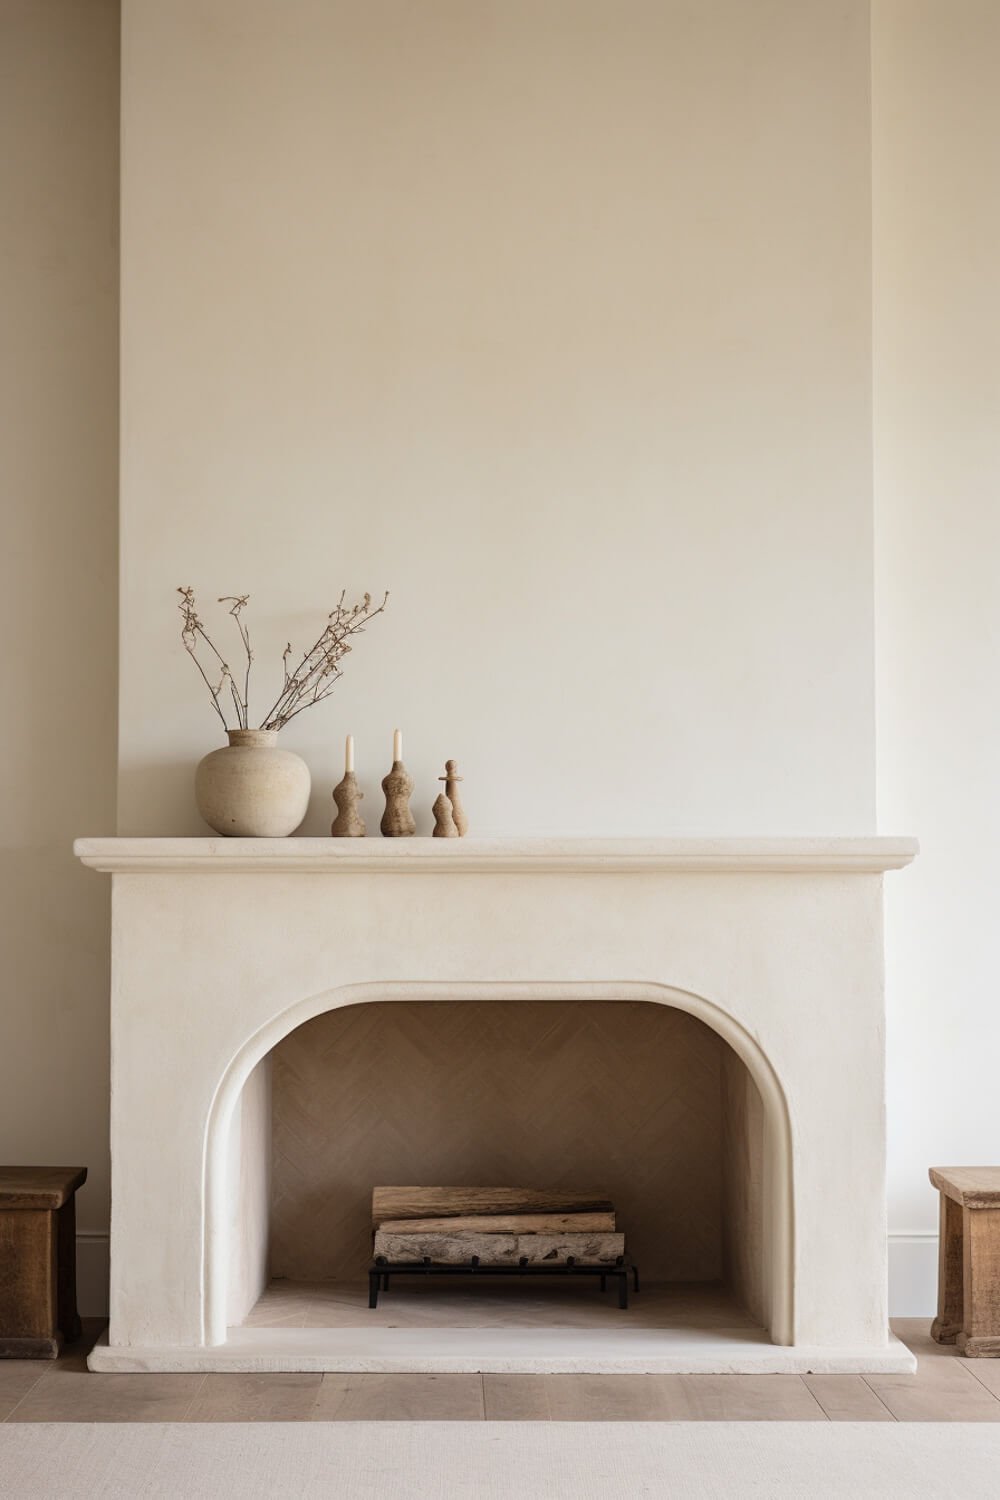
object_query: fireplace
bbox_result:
[235,999,767,1327]
[76,836,917,1372]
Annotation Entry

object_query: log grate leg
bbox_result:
[366,1259,640,1309]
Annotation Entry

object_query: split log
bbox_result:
[375,1232,518,1265]
[373,1230,626,1266]
[377,1212,616,1235]
[371,1187,613,1227]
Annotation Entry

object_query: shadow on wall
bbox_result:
[0,0,119,1313]
[116,761,209,838]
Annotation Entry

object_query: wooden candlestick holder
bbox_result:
[381,760,416,837]
[331,771,366,837]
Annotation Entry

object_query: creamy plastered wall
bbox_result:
[118,0,876,839]
[14,0,992,1318]
[0,0,118,1313]
[873,0,1000,1312]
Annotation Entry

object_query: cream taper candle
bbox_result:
[345,734,354,774]
[393,728,402,762]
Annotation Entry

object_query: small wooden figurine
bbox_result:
[438,759,468,836]
[332,737,365,837]
[432,792,459,837]
[380,728,416,837]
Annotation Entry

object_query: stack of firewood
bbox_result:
[371,1187,625,1265]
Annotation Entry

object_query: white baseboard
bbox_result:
[77,1230,110,1318]
[74,1230,940,1324]
[888,1231,938,1317]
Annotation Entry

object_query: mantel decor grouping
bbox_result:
[177,587,467,839]
[331,733,468,839]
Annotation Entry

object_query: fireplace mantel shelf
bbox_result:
[74,835,918,875]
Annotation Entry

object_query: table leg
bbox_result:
[57,1195,82,1344]
[958,1207,1000,1357]
[0,1209,60,1358]
[931,1191,964,1344]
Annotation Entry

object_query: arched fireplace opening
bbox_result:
[214,986,790,1347]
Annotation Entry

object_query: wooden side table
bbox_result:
[930,1166,1000,1357]
[0,1167,87,1358]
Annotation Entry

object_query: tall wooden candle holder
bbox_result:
[381,729,415,837]
[332,735,366,837]
[331,771,365,837]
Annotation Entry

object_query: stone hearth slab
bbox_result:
[88,1326,916,1375]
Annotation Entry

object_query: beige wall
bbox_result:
[0,0,119,1310]
[270,1001,747,1287]
[873,0,1000,1310]
[14,0,992,1320]
[118,0,877,840]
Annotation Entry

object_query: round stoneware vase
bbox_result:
[195,729,310,837]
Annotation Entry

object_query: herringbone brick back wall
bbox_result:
[270,1000,741,1282]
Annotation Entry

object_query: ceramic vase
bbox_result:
[195,729,310,837]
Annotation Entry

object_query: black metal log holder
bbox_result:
[368,1253,641,1310]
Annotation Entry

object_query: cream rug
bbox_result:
[2,1422,998,1499]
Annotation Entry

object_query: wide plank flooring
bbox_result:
[483,1373,826,1421]
[802,1373,895,1422]
[313,1373,485,1421]
[185,1373,324,1423]
[4,1319,1000,1423]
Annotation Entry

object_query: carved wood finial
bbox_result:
[438,759,468,836]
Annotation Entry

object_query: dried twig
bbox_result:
[259,590,389,730]
[177,587,388,733]
[219,596,251,729]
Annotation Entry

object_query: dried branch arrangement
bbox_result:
[177,587,388,732]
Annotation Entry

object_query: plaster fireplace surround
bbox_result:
[76,836,917,1374]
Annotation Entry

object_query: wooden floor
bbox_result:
[3,1320,1000,1422]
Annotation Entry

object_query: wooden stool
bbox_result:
[930,1166,1000,1357]
[0,1167,86,1358]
